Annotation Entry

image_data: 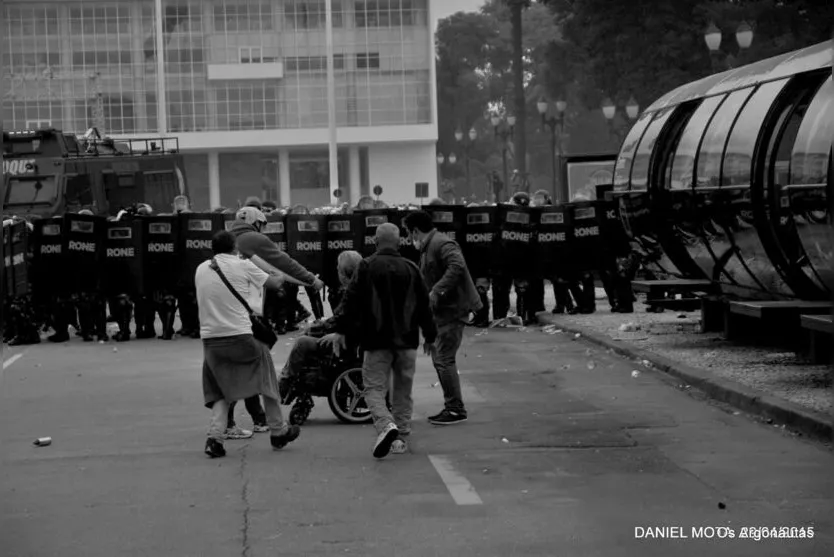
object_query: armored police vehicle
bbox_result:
[2,127,188,220]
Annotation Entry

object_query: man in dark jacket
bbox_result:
[404,211,482,425]
[327,223,437,459]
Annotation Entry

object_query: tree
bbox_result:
[507,0,531,180]
[541,0,834,113]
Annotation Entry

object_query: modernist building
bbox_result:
[2,0,438,210]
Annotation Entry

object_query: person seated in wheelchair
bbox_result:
[278,250,363,405]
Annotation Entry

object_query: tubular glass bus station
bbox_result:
[611,40,833,302]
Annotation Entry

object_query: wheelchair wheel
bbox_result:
[289,395,314,426]
[328,367,391,424]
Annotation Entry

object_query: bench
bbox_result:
[631,279,719,319]
[800,314,833,364]
[724,300,832,342]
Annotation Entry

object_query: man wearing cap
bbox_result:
[225,206,324,435]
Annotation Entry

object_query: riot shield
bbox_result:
[31,217,66,298]
[423,205,466,247]
[567,201,605,273]
[394,208,420,265]
[5,221,32,297]
[223,212,238,232]
[461,206,497,278]
[493,205,535,278]
[286,214,327,277]
[179,212,225,287]
[262,212,287,252]
[535,206,571,278]
[104,219,145,297]
[598,199,630,259]
[63,213,107,292]
[142,215,181,293]
[356,209,394,257]
[323,214,363,287]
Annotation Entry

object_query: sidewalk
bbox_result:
[534,310,833,444]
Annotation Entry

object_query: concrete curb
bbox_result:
[536,313,833,444]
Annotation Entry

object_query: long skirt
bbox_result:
[202,334,280,408]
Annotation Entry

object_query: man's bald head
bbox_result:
[375,222,400,250]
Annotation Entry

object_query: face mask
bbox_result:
[412,239,422,250]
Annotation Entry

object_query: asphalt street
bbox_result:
[1,323,832,557]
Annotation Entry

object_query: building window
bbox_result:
[214,83,279,131]
[71,51,132,69]
[214,2,273,32]
[167,48,205,73]
[68,5,131,35]
[285,55,345,72]
[25,119,52,130]
[6,6,59,36]
[356,53,380,70]
[163,4,203,34]
[4,52,61,75]
[355,0,420,28]
[240,47,262,64]
[284,0,343,30]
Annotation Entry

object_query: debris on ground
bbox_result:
[542,324,561,335]
[631,370,641,378]
[618,322,642,332]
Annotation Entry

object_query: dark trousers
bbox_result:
[492,276,528,320]
[227,396,267,429]
[473,278,491,325]
[109,294,134,339]
[430,321,466,415]
[177,288,199,333]
[552,277,575,312]
[76,292,108,340]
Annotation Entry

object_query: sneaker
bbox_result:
[427,410,444,422]
[252,424,269,433]
[224,426,254,440]
[270,425,301,450]
[205,438,226,458]
[391,439,408,454]
[429,410,467,425]
[373,423,399,459]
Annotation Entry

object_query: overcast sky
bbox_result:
[432,0,484,25]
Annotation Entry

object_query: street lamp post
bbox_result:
[537,99,567,202]
[436,152,457,199]
[601,96,640,146]
[491,114,516,194]
[704,20,755,72]
[455,127,477,198]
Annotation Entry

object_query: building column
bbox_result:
[130,2,148,133]
[208,151,221,209]
[279,149,291,207]
[58,6,75,132]
[349,145,361,205]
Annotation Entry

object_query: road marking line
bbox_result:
[428,455,483,506]
[3,353,23,370]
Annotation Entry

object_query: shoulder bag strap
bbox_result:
[209,257,255,316]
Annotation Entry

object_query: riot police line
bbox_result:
[2,199,634,345]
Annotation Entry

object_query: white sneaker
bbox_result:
[372,423,399,459]
[224,426,254,440]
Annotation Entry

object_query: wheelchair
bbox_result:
[284,325,390,426]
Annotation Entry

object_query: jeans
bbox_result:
[430,321,467,415]
[362,349,417,435]
[209,396,285,441]
[227,396,267,429]
[281,336,323,383]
